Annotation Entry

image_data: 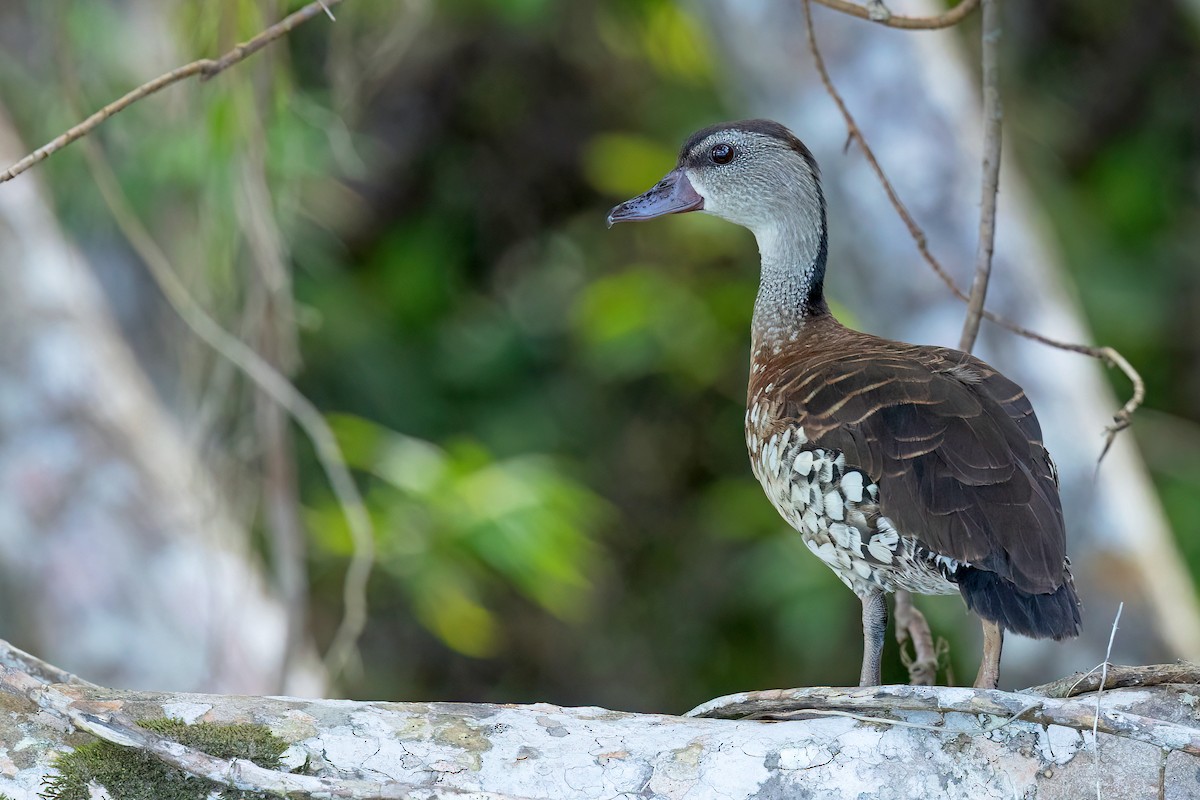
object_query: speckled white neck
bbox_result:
[751,214,826,351]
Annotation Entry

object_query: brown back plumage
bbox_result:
[752,316,1069,602]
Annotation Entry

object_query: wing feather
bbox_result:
[756,333,1066,595]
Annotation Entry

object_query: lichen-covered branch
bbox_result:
[687,682,1200,757]
[1,640,1198,799]
[1029,662,1200,699]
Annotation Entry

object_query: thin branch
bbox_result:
[801,0,1144,455]
[1028,662,1200,699]
[70,120,373,684]
[811,0,980,30]
[958,0,1002,354]
[0,0,343,185]
[687,683,1200,758]
[893,590,938,686]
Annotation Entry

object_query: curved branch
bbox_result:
[801,0,1144,453]
[811,0,980,30]
[0,0,343,185]
[687,682,1200,758]
[1028,662,1200,699]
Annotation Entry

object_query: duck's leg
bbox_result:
[973,619,1004,689]
[859,589,888,686]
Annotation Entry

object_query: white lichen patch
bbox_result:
[278,743,308,771]
[161,702,212,725]
[1038,724,1084,765]
[776,744,834,770]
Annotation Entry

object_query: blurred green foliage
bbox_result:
[0,0,1195,712]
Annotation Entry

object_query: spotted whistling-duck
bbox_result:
[607,119,1081,688]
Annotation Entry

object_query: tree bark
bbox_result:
[1,641,1198,799]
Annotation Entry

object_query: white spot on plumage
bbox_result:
[803,508,819,534]
[840,472,864,503]
[809,484,824,514]
[853,559,873,579]
[792,450,814,475]
[818,458,834,483]
[829,522,854,550]
[867,530,900,562]
[824,490,844,521]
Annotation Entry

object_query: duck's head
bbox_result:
[606,119,824,241]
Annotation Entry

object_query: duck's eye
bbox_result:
[710,143,735,164]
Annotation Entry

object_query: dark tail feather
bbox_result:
[957,567,1082,640]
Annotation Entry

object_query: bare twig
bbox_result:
[0,0,343,185]
[1096,346,1146,464]
[811,0,980,30]
[687,683,1200,758]
[801,0,1144,454]
[1029,662,1200,699]
[893,590,938,686]
[70,125,373,684]
[958,0,1002,353]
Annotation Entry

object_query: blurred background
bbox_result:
[0,0,1197,711]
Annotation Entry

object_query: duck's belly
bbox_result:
[746,422,959,598]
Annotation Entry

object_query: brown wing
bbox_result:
[763,336,1066,596]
